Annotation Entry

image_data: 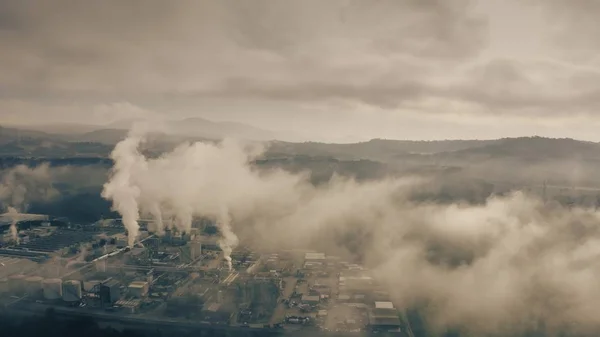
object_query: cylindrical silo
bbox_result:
[8,274,26,294]
[62,280,82,302]
[0,278,8,294]
[24,276,44,295]
[42,278,63,300]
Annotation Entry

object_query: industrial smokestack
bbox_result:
[6,206,20,244]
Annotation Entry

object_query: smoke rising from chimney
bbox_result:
[0,164,60,242]
[102,126,600,335]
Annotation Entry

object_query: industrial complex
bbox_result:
[0,216,409,336]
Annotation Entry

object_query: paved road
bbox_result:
[270,276,298,325]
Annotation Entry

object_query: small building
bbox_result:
[128,281,149,298]
[375,301,395,309]
[116,299,141,314]
[368,316,402,333]
[302,294,320,305]
[303,261,323,269]
[337,294,351,303]
[304,252,326,261]
[373,307,398,317]
[100,280,121,305]
[353,294,366,303]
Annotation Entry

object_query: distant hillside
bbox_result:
[0,126,113,157]
[0,126,64,144]
[3,124,600,164]
[5,116,289,144]
[266,138,499,162]
[448,137,600,160]
[102,117,282,142]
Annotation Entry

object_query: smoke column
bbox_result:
[0,164,59,244]
[6,206,20,243]
[217,206,238,271]
[103,127,600,335]
[102,133,144,246]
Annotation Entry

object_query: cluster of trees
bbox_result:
[0,309,282,337]
[0,309,145,337]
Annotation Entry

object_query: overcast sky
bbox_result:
[1,0,599,142]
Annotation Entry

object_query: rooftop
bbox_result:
[304,252,326,260]
[375,301,394,309]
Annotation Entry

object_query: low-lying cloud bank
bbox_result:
[103,127,600,335]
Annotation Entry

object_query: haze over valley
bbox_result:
[3,1,600,337]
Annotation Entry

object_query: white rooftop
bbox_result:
[375,301,395,309]
[304,252,326,260]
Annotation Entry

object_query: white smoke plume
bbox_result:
[0,163,59,209]
[102,132,144,247]
[6,206,20,243]
[0,163,59,241]
[217,206,238,271]
[103,127,600,335]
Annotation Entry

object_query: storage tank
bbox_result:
[42,278,63,300]
[0,278,8,293]
[62,280,82,302]
[24,276,44,295]
[8,274,26,294]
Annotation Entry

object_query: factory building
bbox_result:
[368,301,402,333]
[100,280,121,305]
[116,299,142,314]
[301,294,320,306]
[128,281,149,298]
[303,252,326,270]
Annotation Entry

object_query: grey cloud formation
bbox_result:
[0,0,484,103]
[444,58,600,116]
[535,0,600,55]
[2,0,600,139]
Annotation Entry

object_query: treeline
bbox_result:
[0,156,113,169]
[0,309,297,337]
[0,309,146,337]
